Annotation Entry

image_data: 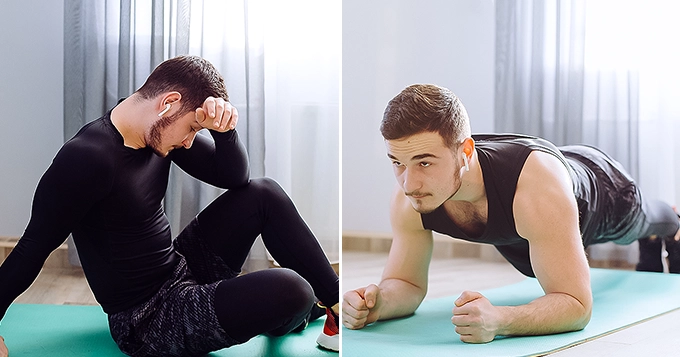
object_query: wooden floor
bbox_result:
[342,250,680,357]
[15,267,97,305]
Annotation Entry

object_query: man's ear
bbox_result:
[159,91,182,110]
[156,92,182,117]
[461,137,475,158]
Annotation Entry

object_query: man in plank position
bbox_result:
[0,56,339,356]
[342,83,679,343]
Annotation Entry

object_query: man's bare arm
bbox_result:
[343,185,433,328]
[452,151,592,342]
[377,186,434,319]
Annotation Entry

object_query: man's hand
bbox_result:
[451,291,500,343]
[0,335,8,357]
[195,97,239,132]
[342,284,382,329]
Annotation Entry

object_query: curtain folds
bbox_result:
[63,0,339,268]
[495,0,679,264]
[495,0,590,147]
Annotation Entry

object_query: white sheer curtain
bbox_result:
[496,0,680,263]
[230,0,341,268]
[582,0,680,204]
[259,0,341,264]
[64,0,340,268]
[583,0,680,263]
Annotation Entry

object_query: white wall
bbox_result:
[342,0,496,233]
[0,0,64,236]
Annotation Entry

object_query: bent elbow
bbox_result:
[218,167,250,189]
[572,304,592,331]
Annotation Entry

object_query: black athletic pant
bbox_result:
[639,199,679,238]
[637,199,680,272]
[184,177,338,342]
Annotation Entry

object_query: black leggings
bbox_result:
[640,199,679,238]
[191,177,338,342]
[637,199,680,273]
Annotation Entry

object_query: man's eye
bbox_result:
[392,161,403,167]
[420,162,431,167]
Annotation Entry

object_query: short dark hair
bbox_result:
[137,55,229,115]
[380,84,470,148]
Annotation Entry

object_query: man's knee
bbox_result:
[249,177,285,195]
[206,177,288,215]
[271,268,315,313]
[644,199,679,236]
[244,177,292,209]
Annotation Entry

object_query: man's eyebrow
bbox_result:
[387,153,438,161]
[412,153,438,160]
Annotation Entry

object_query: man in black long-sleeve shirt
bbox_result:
[0,56,339,356]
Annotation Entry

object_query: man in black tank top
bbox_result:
[342,84,679,344]
[0,56,340,356]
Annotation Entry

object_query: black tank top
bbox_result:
[421,134,644,277]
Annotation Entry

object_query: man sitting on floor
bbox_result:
[0,55,339,356]
[342,83,680,343]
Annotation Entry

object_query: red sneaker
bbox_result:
[316,304,339,352]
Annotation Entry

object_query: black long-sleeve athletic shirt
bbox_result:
[0,109,249,320]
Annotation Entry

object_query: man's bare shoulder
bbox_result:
[514,150,578,240]
[516,151,572,201]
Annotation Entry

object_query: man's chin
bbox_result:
[413,206,437,214]
[408,198,439,214]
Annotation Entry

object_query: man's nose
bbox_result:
[402,168,421,193]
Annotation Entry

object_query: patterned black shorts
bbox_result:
[108,219,241,357]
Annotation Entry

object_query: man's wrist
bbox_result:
[492,305,513,337]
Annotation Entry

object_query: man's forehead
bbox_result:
[385,132,448,160]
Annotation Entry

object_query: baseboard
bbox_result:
[588,259,636,270]
[342,230,506,262]
[342,231,640,270]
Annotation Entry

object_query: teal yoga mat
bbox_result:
[343,268,680,357]
[0,303,334,357]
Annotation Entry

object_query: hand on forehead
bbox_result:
[195,96,239,132]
